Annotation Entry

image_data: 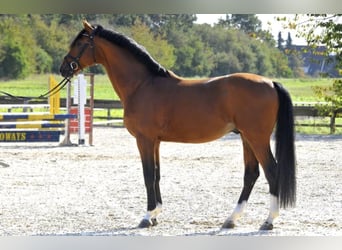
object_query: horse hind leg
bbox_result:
[222,136,260,229]
[258,150,279,230]
[245,136,280,230]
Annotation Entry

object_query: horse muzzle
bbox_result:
[60,59,78,78]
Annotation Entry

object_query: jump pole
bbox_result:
[76,74,86,145]
[49,75,60,114]
[59,79,73,146]
[86,73,94,146]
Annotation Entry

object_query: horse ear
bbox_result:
[83,20,94,33]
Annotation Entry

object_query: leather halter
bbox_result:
[64,28,97,73]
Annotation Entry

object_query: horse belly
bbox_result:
[160,112,235,143]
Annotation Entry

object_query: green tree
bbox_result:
[283,32,304,77]
[35,47,53,74]
[277,31,284,50]
[171,39,214,77]
[258,29,276,46]
[292,15,342,66]
[218,14,261,33]
[109,14,196,37]
[109,14,138,27]
[168,26,214,76]
[0,41,30,79]
[0,14,297,80]
[270,49,293,77]
[283,14,342,132]
[313,79,342,133]
[250,42,275,76]
[129,21,176,69]
[285,49,304,77]
[286,32,293,47]
[147,14,197,36]
[0,15,36,79]
[196,24,291,77]
[30,14,75,73]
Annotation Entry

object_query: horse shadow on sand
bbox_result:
[35,227,274,236]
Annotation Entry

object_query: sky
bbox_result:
[196,14,307,45]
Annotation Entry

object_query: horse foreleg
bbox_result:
[154,141,162,206]
[222,136,259,229]
[136,136,162,228]
[152,141,163,226]
[141,141,163,227]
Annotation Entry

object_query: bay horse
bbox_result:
[60,20,296,231]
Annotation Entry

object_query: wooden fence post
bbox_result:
[330,111,337,134]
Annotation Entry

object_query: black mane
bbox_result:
[73,25,170,78]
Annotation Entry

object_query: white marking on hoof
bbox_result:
[265,195,279,225]
[143,203,162,222]
[223,201,247,227]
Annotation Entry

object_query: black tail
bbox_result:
[273,82,296,208]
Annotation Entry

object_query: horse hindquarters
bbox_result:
[223,81,295,230]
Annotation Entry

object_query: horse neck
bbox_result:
[96,39,152,104]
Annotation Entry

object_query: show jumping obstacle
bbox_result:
[0,114,74,142]
[61,73,94,145]
[0,74,94,145]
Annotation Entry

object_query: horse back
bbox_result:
[124,72,279,142]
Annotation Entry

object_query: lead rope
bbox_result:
[0,77,71,101]
[38,77,71,99]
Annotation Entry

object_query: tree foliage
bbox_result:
[313,79,342,134]
[0,14,297,80]
[313,79,342,114]
[128,21,176,69]
[280,14,342,67]
[0,15,35,78]
[282,14,342,132]
[218,14,262,34]
[277,31,304,77]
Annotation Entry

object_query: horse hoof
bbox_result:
[151,218,158,226]
[221,220,235,229]
[259,222,273,230]
[138,219,153,228]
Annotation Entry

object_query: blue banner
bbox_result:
[0,131,61,142]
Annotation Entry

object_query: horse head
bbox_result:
[60,20,98,78]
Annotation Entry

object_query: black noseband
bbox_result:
[61,28,97,78]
